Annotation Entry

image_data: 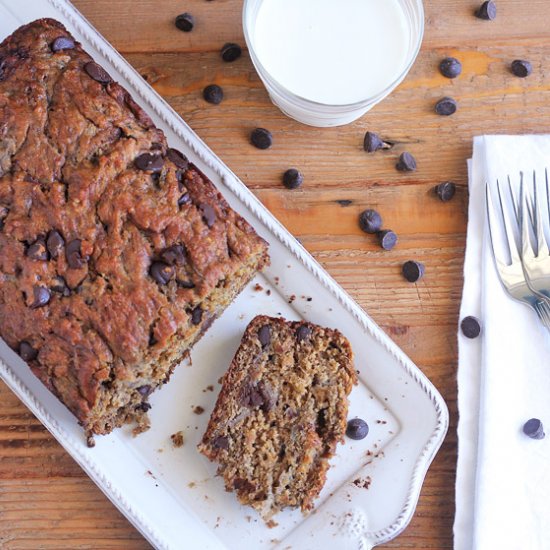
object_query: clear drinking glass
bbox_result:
[243,0,424,127]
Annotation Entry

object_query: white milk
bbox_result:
[252,0,411,105]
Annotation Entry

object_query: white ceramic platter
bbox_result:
[0,1,449,548]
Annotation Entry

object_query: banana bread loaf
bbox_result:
[198,315,356,520]
[0,19,269,438]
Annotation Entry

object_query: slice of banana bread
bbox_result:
[198,315,356,520]
[0,19,269,439]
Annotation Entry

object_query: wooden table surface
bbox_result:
[2,0,550,548]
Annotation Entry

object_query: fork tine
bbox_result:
[533,170,550,257]
[486,183,502,265]
[508,174,520,223]
[519,172,536,261]
[494,178,521,264]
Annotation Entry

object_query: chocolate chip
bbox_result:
[176,171,186,190]
[24,174,39,183]
[346,418,369,440]
[363,131,384,153]
[402,261,425,283]
[51,276,71,296]
[221,43,242,62]
[511,59,532,78]
[0,206,8,230]
[138,402,152,412]
[336,200,353,207]
[461,316,481,339]
[19,341,38,362]
[435,97,457,116]
[439,57,462,79]
[30,286,51,309]
[26,237,48,261]
[160,245,187,266]
[523,418,545,440]
[191,306,203,325]
[51,36,75,52]
[241,383,264,408]
[233,478,255,492]
[135,153,164,172]
[212,435,229,450]
[175,13,195,32]
[396,152,417,172]
[200,203,216,227]
[359,209,382,234]
[258,325,271,347]
[435,181,457,202]
[84,61,112,84]
[66,239,88,269]
[46,230,64,259]
[296,325,312,342]
[283,169,303,189]
[167,148,188,170]
[150,262,174,285]
[177,279,195,289]
[137,385,152,397]
[203,84,224,105]
[259,381,277,412]
[378,230,398,251]
[476,1,497,20]
[178,193,191,207]
[250,128,272,150]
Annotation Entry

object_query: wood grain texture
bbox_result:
[2,0,550,547]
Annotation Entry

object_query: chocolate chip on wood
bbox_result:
[439,57,462,79]
[363,131,384,153]
[250,128,273,150]
[283,169,303,189]
[511,60,532,78]
[402,261,425,283]
[203,84,224,104]
[221,43,242,62]
[175,13,195,32]
[476,1,497,20]
[435,97,458,116]
[396,152,417,172]
[435,181,457,202]
[359,209,383,234]
[378,230,398,251]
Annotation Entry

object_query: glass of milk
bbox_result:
[243,0,424,127]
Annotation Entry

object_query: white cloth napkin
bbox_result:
[455,135,550,550]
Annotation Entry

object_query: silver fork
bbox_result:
[519,169,550,301]
[486,177,550,329]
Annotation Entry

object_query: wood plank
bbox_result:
[71,0,550,52]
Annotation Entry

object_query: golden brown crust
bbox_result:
[0,19,269,434]
[199,315,356,520]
